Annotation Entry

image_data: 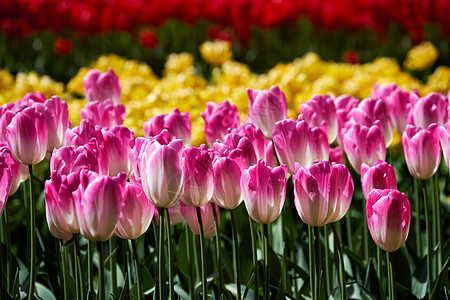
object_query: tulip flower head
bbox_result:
[293,161,354,227]
[300,94,338,143]
[361,160,397,199]
[0,157,11,217]
[6,107,48,165]
[247,85,287,138]
[201,100,240,146]
[80,99,126,128]
[367,189,410,252]
[241,159,287,224]
[409,92,448,129]
[144,108,191,146]
[64,119,104,147]
[83,68,121,105]
[439,123,450,169]
[101,125,135,177]
[140,139,185,208]
[180,201,219,238]
[0,143,22,195]
[402,124,441,180]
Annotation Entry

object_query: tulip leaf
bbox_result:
[430,257,450,300]
[363,258,384,300]
[411,254,428,299]
[35,282,57,300]
[392,247,412,290]
[174,285,190,300]
[117,272,129,300]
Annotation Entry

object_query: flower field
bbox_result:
[0,1,450,300]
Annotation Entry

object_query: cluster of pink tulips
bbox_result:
[0,68,448,300]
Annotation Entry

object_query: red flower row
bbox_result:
[1,0,449,43]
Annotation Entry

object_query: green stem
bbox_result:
[433,175,442,274]
[165,208,175,300]
[110,237,118,297]
[4,206,12,292]
[196,207,208,300]
[314,227,320,300]
[212,204,223,295]
[28,165,36,300]
[262,223,270,300]
[61,243,69,300]
[422,180,432,297]
[157,207,165,300]
[413,178,422,258]
[386,252,396,300]
[121,238,130,300]
[73,244,79,300]
[308,225,315,300]
[230,209,241,300]
[331,223,346,300]
[345,212,353,251]
[97,241,105,300]
[74,236,85,300]
[186,224,194,300]
[131,239,143,300]
[324,225,331,297]
[249,216,259,300]
[363,199,369,263]
[88,240,94,294]
[377,247,382,280]
[430,178,437,280]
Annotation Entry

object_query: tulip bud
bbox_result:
[101,126,135,177]
[341,122,386,174]
[241,159,287,224]
[180,201,219,238]
[182,145,214,207]
[6,107,47,165]
[201,100,240,146]
[300,94,338,143]
[409,93,448,129]
[293,161,354,227]
[140,139,185,208]
[403,124,441,180]
[247,85,287,138]
[83,68,121,105]
[80,99,126,128]
[144,108,191,146]
[115,181,155,240]
[367,189,411,252]
[33,96,71,151]
[75,171,125,241]
[212,156,244,210]
[361,160,397,199]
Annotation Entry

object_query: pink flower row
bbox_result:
[1,68,448,255]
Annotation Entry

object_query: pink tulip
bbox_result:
[17,91,46,106]
[300,94,338,143]
[83,68,121,105]
[334,95,359,143]
[241,159,287,224]
[45,171,80,241]
[367,189,410,252]
[439,123,450,169]
[144,108,191,146]
[247,85,287,138]
[101,126,135,177]
[0,103,19,141]
[180,201,219,238]
[329,146,345,164]
[115,181,155,240]
[402,124,441,180]
[182,145,214,207]
[347,97,393,147]
[0,157,11,217]
[80,99,126,128]
[229,123,267,161]
[372,84,417,133]
[74,171,125,241]
[361,160,397,199]
[7,107,47,165]
[272,118,316,174]
[212,155,244,210]
[409,93,448,129]
[264,139,277,168]
[222,132,257,167]
[0,143,22,195]
[32,96,71,151]
[341,123,386,174]
[311,123,329,162]
[201,100,240,146]
[64,120,104,147]
[293,161,353,227]
[140,139,185,208]
[50,139,109,176]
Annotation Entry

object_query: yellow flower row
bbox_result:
[1,41,449,146]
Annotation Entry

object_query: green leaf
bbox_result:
[430,258,450,300]
[411,255,428,299]
[363,258,384,300]
[35,282,57,300]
